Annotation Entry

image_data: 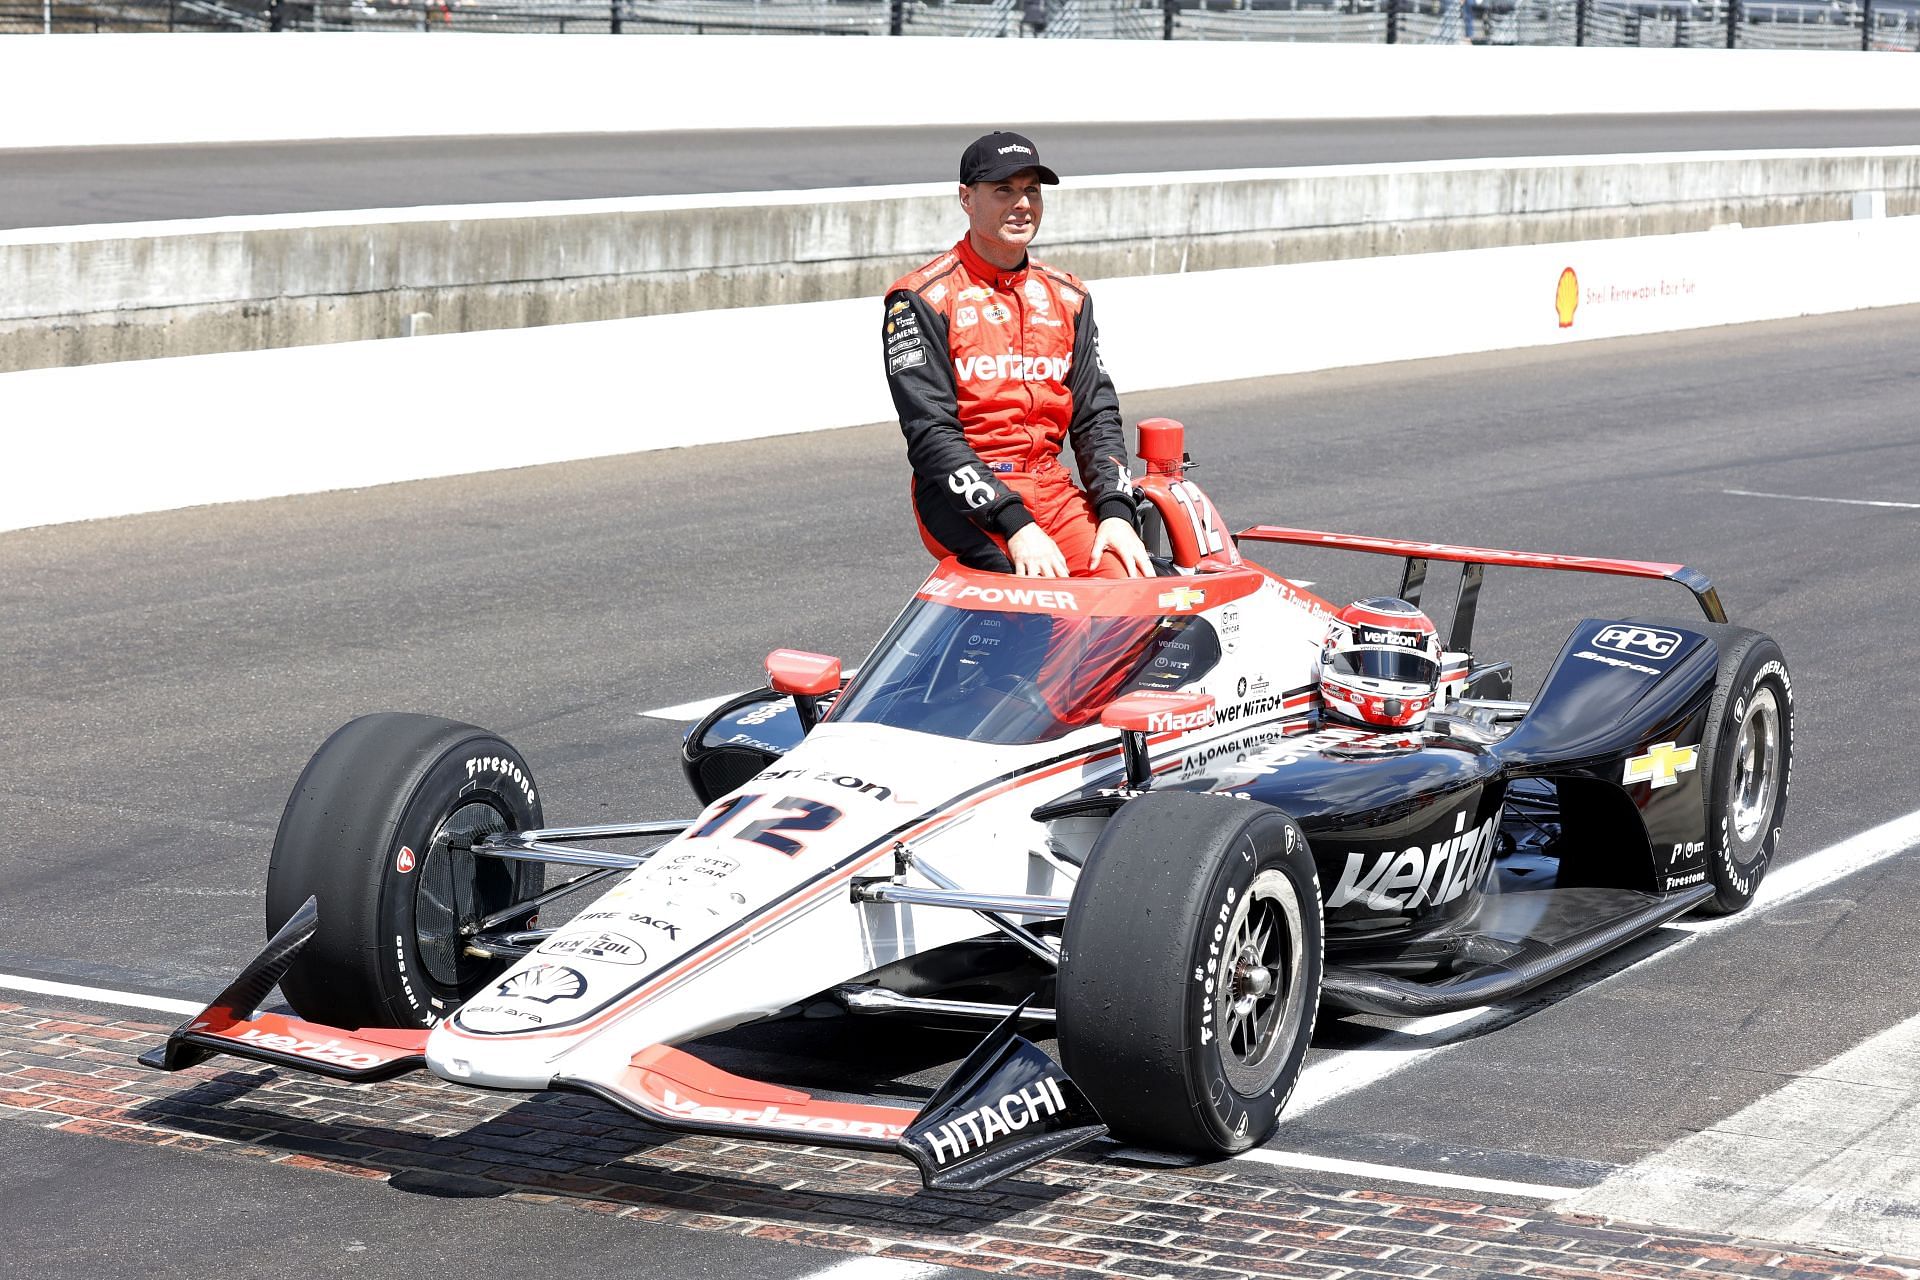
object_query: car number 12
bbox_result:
[687,793,844,856]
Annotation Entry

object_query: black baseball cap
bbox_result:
[959,131,1061,186]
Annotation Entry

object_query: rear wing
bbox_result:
[1235,525,1726,653]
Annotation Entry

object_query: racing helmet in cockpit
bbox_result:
[1319,597,1442,730]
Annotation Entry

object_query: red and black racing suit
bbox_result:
[882,237,1136,578]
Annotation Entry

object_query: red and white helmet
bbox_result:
[1319,597,1442,730]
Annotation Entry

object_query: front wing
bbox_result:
[141,898,1105,1191]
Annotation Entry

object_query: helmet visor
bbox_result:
[1330,647,1439,687]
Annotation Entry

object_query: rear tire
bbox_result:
[266,713,544,1029]
[1056,792,1322,1155]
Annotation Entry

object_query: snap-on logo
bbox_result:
[954,353,1071,383]
[1592,625,1683,661]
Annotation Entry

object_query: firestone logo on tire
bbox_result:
[395,847,416,874]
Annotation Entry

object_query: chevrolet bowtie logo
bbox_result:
[1157,587,1206,612]
[1623,741,1698,789]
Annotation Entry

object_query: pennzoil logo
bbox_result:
[542,932,647,966]
[1624,742,1697,789]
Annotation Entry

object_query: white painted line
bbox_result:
[1723,488,1920,510]
[1276,807,1920,1120]
[0,974,202,1017]
[1237,1148,1584,1201]
[1566,1012,1920,1253]
[642,669,858,724]
[642,691,748,723]
[799,1259,945,1280]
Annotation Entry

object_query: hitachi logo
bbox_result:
[922,1077,1068,1166]
[1328,813,1498,912]
[656,1089,905,1140]
[954,353,1071,382]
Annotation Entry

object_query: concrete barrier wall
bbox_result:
[11,150,1919,371]
[6,213,1916,534]
[5,35,1920,150]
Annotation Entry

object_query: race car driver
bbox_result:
[882,131,1155,580]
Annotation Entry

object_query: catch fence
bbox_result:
[5,0,1917,48]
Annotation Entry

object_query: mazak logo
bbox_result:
[1328,812,1498,911]
[495,964,587,1003]
[954,353,1070,382]
[920,1077,1068,1166]
[1593,625,1683,661]
[230,1027,385,1071]
[656,1089,905,1140]
[1147,707,1213,733]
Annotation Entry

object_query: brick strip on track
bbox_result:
[2,1001,1914,1280]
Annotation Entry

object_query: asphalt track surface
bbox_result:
[5,304,1920,1275]
[8,111,1920,229]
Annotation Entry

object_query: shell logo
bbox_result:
[1555,267,1579,329]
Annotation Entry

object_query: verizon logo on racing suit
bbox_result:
[656,1089,906,1141]
[1328,813,1498,911]
[921,1077,1069,1166]
[227,1026,385,1071]
[953,353,1071,383]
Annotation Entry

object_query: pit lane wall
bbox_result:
[11,150,1920,373]
[5,210,1916,533]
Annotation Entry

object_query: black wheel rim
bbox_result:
[415,799,517,989]
[1216,867,1308,1094]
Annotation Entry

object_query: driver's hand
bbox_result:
[1008,524,1070,578]
[1091,517,1156,578]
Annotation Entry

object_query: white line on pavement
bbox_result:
[1236,1149,1584,1201]
[1723,488,1920,510]
[799,1259,946,1280]
[1274,806,1920,1121]
[642,669,859,723]
[0,974,201,1017]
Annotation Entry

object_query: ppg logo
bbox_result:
[1593,625,1683,660]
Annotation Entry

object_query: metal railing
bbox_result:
[4,0,1917,46]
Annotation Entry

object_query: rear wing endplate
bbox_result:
[1235,525,1726,652]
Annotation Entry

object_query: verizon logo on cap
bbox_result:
[998,144,1033,155]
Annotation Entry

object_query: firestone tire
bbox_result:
[1056,791,1322,1156]
[1695,630,1794,915]
[266,713,543,1029]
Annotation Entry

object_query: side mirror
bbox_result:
[766,649,841,733]
[1099,690,1215,790]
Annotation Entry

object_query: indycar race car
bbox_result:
[144,418,1792,1191]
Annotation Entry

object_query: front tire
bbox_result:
[1697,630,1793,914]
[1056,792,1322,1155]
[266,713,544,1029]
